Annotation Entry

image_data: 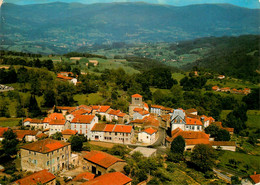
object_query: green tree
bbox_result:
[28,95,41,117]
[191,144,217,172]
[51,132,62,140]
[231,176,241,185]
[110,144,130,157]
[43,89,56,107]
[2,129,19,157]
[69,135,83,151]
[171,135,185,155]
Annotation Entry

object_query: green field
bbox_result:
[0,117,21,127]
[246,110,260,129]
[74,93,105,105]
[206,78,259,89]
[218,150,260,175]
[172,72,186,82]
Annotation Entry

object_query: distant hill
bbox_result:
[0,2,259,53]
[180,35,260,82]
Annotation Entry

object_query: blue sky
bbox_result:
[2,0,260,9]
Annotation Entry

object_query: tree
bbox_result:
[191,144,217,172]
[43,89,56,107]
[242,88,259,110]
[110,144,130,157]
[28,95,41,117]
[2,129,19,157]
[231,176,241,185]
[171,135,185,155]
[214,129,230,141]
[69,135,83,151]
[51,132,62,140]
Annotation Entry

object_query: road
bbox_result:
[213,168,231,183]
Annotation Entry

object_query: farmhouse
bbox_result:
[14,130,39,142]
[138,127,158,144]
[83,150,127,176]
[70,115,98,137]
[20,138,71,173]
[13,169,56,185]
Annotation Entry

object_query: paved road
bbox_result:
[213,168,231,183]
[151,127,166,147]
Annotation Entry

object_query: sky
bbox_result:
[1,0,260,9]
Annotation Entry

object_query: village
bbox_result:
[1,91,258,185]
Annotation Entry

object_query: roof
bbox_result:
[71,115,95,124]
[186,108,197,113]
[185,117,203,125]
[91,123,107,132]
[36,133,48,139]
[186,139,210,145]
[132,94,142,98]
[72,109,91,116]
[84,150,124,169]
[210,141,236,146]
[14,169,55,185]
[104,124,115,132]
[117,112,127,117]
[73,172,95,181]
[151,105,163,109]
[134,109,149,116]
[13,130,38,140]
[61,129,78,135]
[23,118,42,123]
[21,138,70,153]
[57,74,73,80]
[143,127,157,135]
[114,125,132,133]
[49,119,66,125]
[143,115,160,128]
[0,127,8,138]
[56,106,74,110]
[143,103,149,109]
[48,113,65,120]
[98,106,111,113]
[167,128,210,143]
[108,109,121,115]
[250,174,260,184]
[82,172,132,185]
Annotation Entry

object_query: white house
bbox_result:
[49,120,71,136]
[170,109,186,131]
[185,117,203,131]
[133,108,150,120]
[70,115,98,138]
[138,127,158,144]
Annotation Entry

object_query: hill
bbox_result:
[0,2,259,54]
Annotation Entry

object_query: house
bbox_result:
[220,87,230,92]
[55,106,76,115]
[70,115,98,137]
[150,105,173,116]
[200,115,215,128]
[91,123,134,144]
[83,150,127,176]
[129,94,149,119]
[250,172,260,185]
[0,127,8,141]
[12,169,56,185]
[130,147,157,158]
[185,108,198,115]
[81,172,132,185]
[117,112,129,124]
[57,72,78,85]
[170,109,186,131]
[61,129,78,141]
[218,75,225,79]
[23,118,43,130]
[49,119,70,136]
[133,108,150,120]
[43,113,66,130]
[130,115,160,129]
[185,117,203,131]
[14,130,39,142]
[73,172,95,182]
[89,60,99,67]
[138,127,158,144]
[20,138,71,173]
[210,141,236,151]
[212,86,220,91]
[107,109,121,122]
[94,105,111,120]
[166,128,210,151]
[243,88,251,95]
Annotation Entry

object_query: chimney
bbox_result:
[254,171,256,175]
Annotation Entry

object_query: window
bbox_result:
[115,133,117,136]
[29,151,31,155]
[52,151,54,155]
[147,136,149,139]
[47,161,49,166]
[57,149,59,153]
[34,152,36,155]
[126,133,128,136]
[52,158,55,164]
[57,157,59,162]
[47,153,49,157]
[29,158,31,162]
[74,125,76,128]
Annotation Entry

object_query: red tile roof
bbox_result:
[21,138,70,153]
[49,119,66,125]
[117,113,127,117]
[84,150,124,169]
[133,108,143,112]
[0,127,8,138]
[185,117,203,125]
[143,127,157,135]
[108,109,121,115]
[36,133,48,139]
[13,130,38,140]
[133,108,149,116]
[250,174,260,184]
[72,109,91,116]
[98,106,111,113]
[185,108,197,114]
[23,118,42,123]
[212,86,219,91]
[114,125,132,133]
[143,115,160,128]
[56,106,74,110]
[143,103,149,109]
[91,123,107,132]
[73,172,95,181]
[71,115,95,124]
[104,124,115,132]
[82,172,132,185]
[57,74,73,80]
[61,129,78,135]
[132,94,142,98]
[48,113,65,120]
[210,141,236,146]
[151,105,163,109]
[14,169,55,185]
[186,139,210,145]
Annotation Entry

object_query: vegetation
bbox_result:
[2,130,19,157]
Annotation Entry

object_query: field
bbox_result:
[206,78,259,89]
[74,93,105,105]
[0,117,21,127]
[217,150,260,176]
[246,110,260,129]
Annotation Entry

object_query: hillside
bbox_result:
[0,2,259,54]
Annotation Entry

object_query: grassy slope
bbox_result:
[0,117,21,127]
